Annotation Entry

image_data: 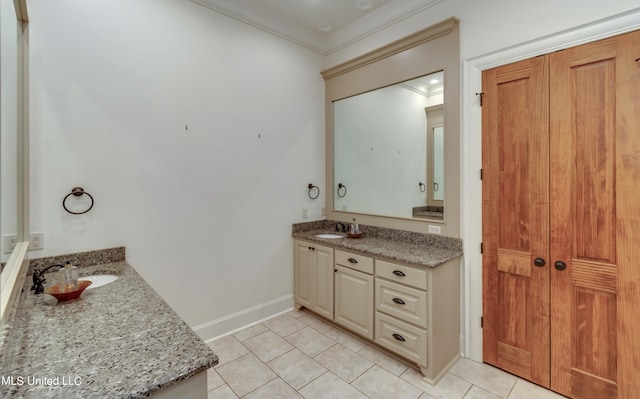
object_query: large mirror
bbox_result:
[1,0,28,327]
[1,0,20,264]
[322,18,460,236]
[333,71,444,220]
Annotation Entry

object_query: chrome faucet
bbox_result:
[31,263,64,294]
[335,222,347,233]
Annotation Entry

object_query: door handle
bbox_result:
[554,260,567,271]
[533,258,546,267]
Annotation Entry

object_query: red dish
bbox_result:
[44,280,93,301]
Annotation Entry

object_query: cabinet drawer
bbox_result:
[335,250,374,275]
[375,260,427,290]
[375,279,427,328]
[375,312,427,366]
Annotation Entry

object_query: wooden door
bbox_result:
[483,30,640,398]
[549,30,640,399]
[482,55,551,387]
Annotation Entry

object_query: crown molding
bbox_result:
[321,17,458,80]
[191,0,445,55]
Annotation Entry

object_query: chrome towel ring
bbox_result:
[63,187,94,215]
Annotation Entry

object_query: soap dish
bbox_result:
[45,280,93,302]
[347,232,364,239]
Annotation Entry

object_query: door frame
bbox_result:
[461,8,640,362]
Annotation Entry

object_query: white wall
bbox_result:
[28,0,325,336]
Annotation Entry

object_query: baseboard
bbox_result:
[193,294,295,343]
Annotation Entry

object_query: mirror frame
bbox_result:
[1,0,29,326]
[321,18,460,237]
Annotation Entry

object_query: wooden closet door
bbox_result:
[549,30,640,399]
[482,56,550,387]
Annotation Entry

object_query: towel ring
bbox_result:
[337,183,347,198]
[307,183,320,200]
[63,187,94,215]
[418,182,426,193]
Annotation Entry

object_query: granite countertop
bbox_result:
[292,221,462,268]
[0,261,218,398]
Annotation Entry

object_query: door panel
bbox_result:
[615,30,640,399]
[482,55,550,387]
[313,246,334,319]
[549,36,620,398]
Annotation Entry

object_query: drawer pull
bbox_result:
[392,333,406,342]
[348,258,358,264]
[392,297,406,305]
[392,270,406,277]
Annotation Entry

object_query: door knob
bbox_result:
[554,260,567,271]
[534,258,546,267]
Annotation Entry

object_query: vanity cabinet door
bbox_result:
[294,240,334,320]
[334,265,374,339]
[312,245,335,320]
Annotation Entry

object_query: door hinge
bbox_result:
[480,168,483,180]
[476,92,485,106]
[481,316,484,328]
[480,242,484,254]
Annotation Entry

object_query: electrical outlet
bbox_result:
[29,232,44,251]
[3,235,17,254]
[428,225,442,235]
[302,209,308,219]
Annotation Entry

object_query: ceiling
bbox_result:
[191,0,444,54]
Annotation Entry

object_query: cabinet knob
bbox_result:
[534,258,546,267]
[392,298,406,305]
[392,333,406,342]
[554,260,567,271]
[392,270,406,277]
[348,258,358,264]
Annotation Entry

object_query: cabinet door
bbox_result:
[294,241,314,309]
[549,31,640,399]
[335,265,374,339]
[312,245,334,320]
[482,55,551,387]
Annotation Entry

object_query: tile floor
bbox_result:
[206,309,566,399]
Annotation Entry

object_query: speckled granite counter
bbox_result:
[292,220,462,267]
[0,260,218,398]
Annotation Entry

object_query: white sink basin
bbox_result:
[79,274,119,289]
[315,234,345,239]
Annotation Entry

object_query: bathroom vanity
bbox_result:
[293,221,462,384]
[0,252,217,398]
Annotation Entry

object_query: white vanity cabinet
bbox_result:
[334,250,374,339]
[293,237,460,384]
[294,240,334,320]
[375,258,460,384]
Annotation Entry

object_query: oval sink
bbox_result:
[314,234,345,239]
[79,274,119,289]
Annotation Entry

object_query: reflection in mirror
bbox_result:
[1,0,19,264]
[433,126,444,201]
[1,0,28,329]
[333,71,444,220]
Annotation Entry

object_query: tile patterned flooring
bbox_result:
[206,309,566,399]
